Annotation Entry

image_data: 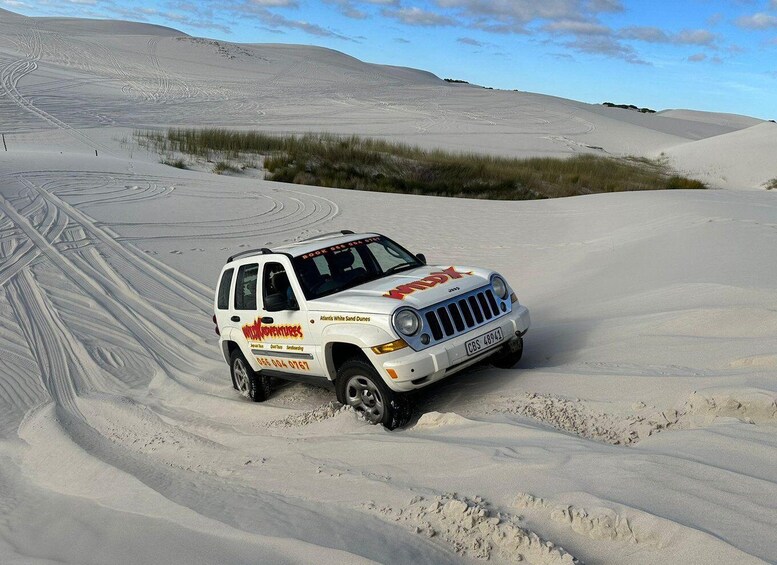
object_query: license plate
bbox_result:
[465,328,504,356]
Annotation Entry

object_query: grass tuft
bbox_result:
[138,129,706,200]
[213,161,240,174]
[665,176,706,190]
[161,157,187,169]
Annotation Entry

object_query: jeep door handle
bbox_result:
[231,316,240,322]
[261,317,274,324]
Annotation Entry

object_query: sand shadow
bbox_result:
[408,317,596,416]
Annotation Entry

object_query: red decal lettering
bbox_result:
[423,274,449,285]
[400,284,423,294]
[383,266,473,300]
[442,266,467,279]
[242,318,304,341]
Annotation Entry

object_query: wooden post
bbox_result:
[2,134,6,152]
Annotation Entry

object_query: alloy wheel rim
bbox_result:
[345,375,384,423]
[234,358,250,396]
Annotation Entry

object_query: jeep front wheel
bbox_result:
[336,359,411,430]
[491,336,523,369]
[230,349,271,402]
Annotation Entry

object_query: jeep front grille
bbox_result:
[425,288,502,339]
[405,285,511,351]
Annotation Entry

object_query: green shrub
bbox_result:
[765,178,777,190]
[665,176,706,190]
[139,129,706,200]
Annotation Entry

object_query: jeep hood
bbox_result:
[307,265,495,315]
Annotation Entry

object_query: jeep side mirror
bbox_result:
[416,253,427,265]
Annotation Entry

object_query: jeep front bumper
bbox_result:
[374,304,530,392]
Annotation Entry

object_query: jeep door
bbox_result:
[246,260,323,378]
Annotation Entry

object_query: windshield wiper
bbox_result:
[383,262,418,275]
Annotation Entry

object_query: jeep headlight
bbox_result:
[393,308,421,336]
[491,275,508,299]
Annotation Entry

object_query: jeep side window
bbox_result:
[234,264,258,310]
[262,262,298,311]
[217,268,234,310]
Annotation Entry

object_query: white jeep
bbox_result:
[213,231,530,428]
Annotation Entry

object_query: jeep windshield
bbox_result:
[292,235,424,300]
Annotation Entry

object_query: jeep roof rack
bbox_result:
[295,230,355,243]
[227,247,273,263]
[226,231,358,262]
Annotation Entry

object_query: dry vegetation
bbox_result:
[160,157,187,169]
[138,128,706,200]
[213,161,240,174]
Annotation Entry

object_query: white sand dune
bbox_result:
[663,121,777,190]
[657,108,764,130]
[0,9,775,565]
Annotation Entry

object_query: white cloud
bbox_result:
[457,36,483,46]
[735,12,777,29]
[246,0,298,6]
[382,6,455,26]
[674,29,716,45]
[619,26,716,46]
[619,26,668,42]
[543,20,610,36]
[323,0,367,19]
[564,36,648,65]
[252,7,355,38]
[435,0,606,23]
[587,0,623,12]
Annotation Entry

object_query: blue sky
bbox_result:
[4,0,777,119]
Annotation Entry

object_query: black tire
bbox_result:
[230,349,271,402]
[491,337,523,369]
[336,358,412,430]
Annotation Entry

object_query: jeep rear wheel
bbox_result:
[336,359,411,430]
[230,350,271,402]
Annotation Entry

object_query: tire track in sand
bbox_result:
[15,173,212,311]
[0,188,219,392]
[0,27,112,153]
[0,182,68,286]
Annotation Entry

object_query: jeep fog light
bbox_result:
[372,339,409,355]
[393,308,421,336]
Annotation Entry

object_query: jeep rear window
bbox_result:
[234,264,258,310]
[293,235,422,300]
[217,268,234,310]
